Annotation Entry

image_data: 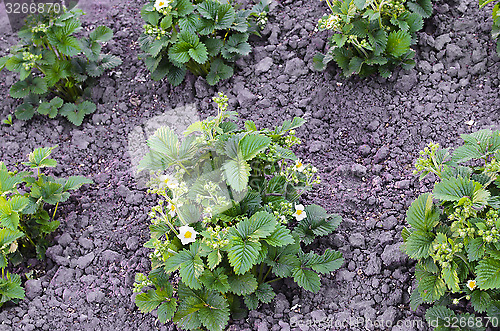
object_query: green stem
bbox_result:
[51,202,59,221]
[18,223,36,248]
[158,204,180,234]
[265,277,281,284]
[258,263,264,283]
[262,266,272,283]
[324,0,335,13]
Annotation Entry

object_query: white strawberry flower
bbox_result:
[167,202,176,217]
[177,225,198,245]
[466,279,477,291]
[295,160,305,172]
[154,0,171,11]
[293,204,307,221]
[159,174,178,189]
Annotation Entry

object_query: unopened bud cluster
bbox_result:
[22,52,42,71]
[430,237,463,269]
[143,24,169,40]
[203,225,229,250]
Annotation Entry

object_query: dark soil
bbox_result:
[0,0,499,330]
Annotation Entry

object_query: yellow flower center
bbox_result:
[296,162,302,168]
[170,205,175,211]
[468,281,476,288]
[296,210,303,215]
[159,1,164,5]
[184,231,192,239]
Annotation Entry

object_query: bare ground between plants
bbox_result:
[0,0,499,330]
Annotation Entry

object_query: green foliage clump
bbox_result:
[402,130,500,329]
[480,0,500,54]
[133,94,343,331]
[314,0,432,77]
[0,146,93,307]
[139,0,270,86]
[0,7,121,125]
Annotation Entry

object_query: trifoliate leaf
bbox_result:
[179,14,200,33]
[199,268,230,293]
[418,274,447,302]
[168,41,192,64]
[476,259,500,290]
[167,64,187,86]
[202,37,223,57]
[425,305,455,328]
[255,283,275,304]
[292,267,321,293]
[15,103,35,120]
[214,4,235,30]
[442,266,460,292]
[264,224,295,247]
[410,287,423,310]
[174,0,195,16]
[30,77,48,95]
[135,289,165,313]
[157,300,177,324]
[221,33,251,59]
[100,54,122,70]
[239,134,271,161]
[222,158,251,193]
[226,237,260,275]
[31,181,63,204]
[270,254,300,278]
[228,272,258,295]
[407,0,433,18]
[386,30,411,58]
[244,293,259,310]
[405,230,435,259]
[231,211,277,240]
[406,193,440,232]
[470,290,491,313]
[198,291,230,331]
[37,97,63,118]
[206,58,233,85]
[10,80,30,98]
[90,26,113,42]
[468,237,485,262]
[23,146,58,168]
[0,198,19,230]
[188,43,208,64]
[62,176,93,191]
[305,249,344,274]
[406,13,424,33]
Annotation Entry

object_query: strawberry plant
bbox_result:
[314,0,432,77]
[0,7,121,125]
[402,130,500,329]
[133,94,344,331]
[0,146,93,307]
[139,0,270,86]
[480,0,500,54]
